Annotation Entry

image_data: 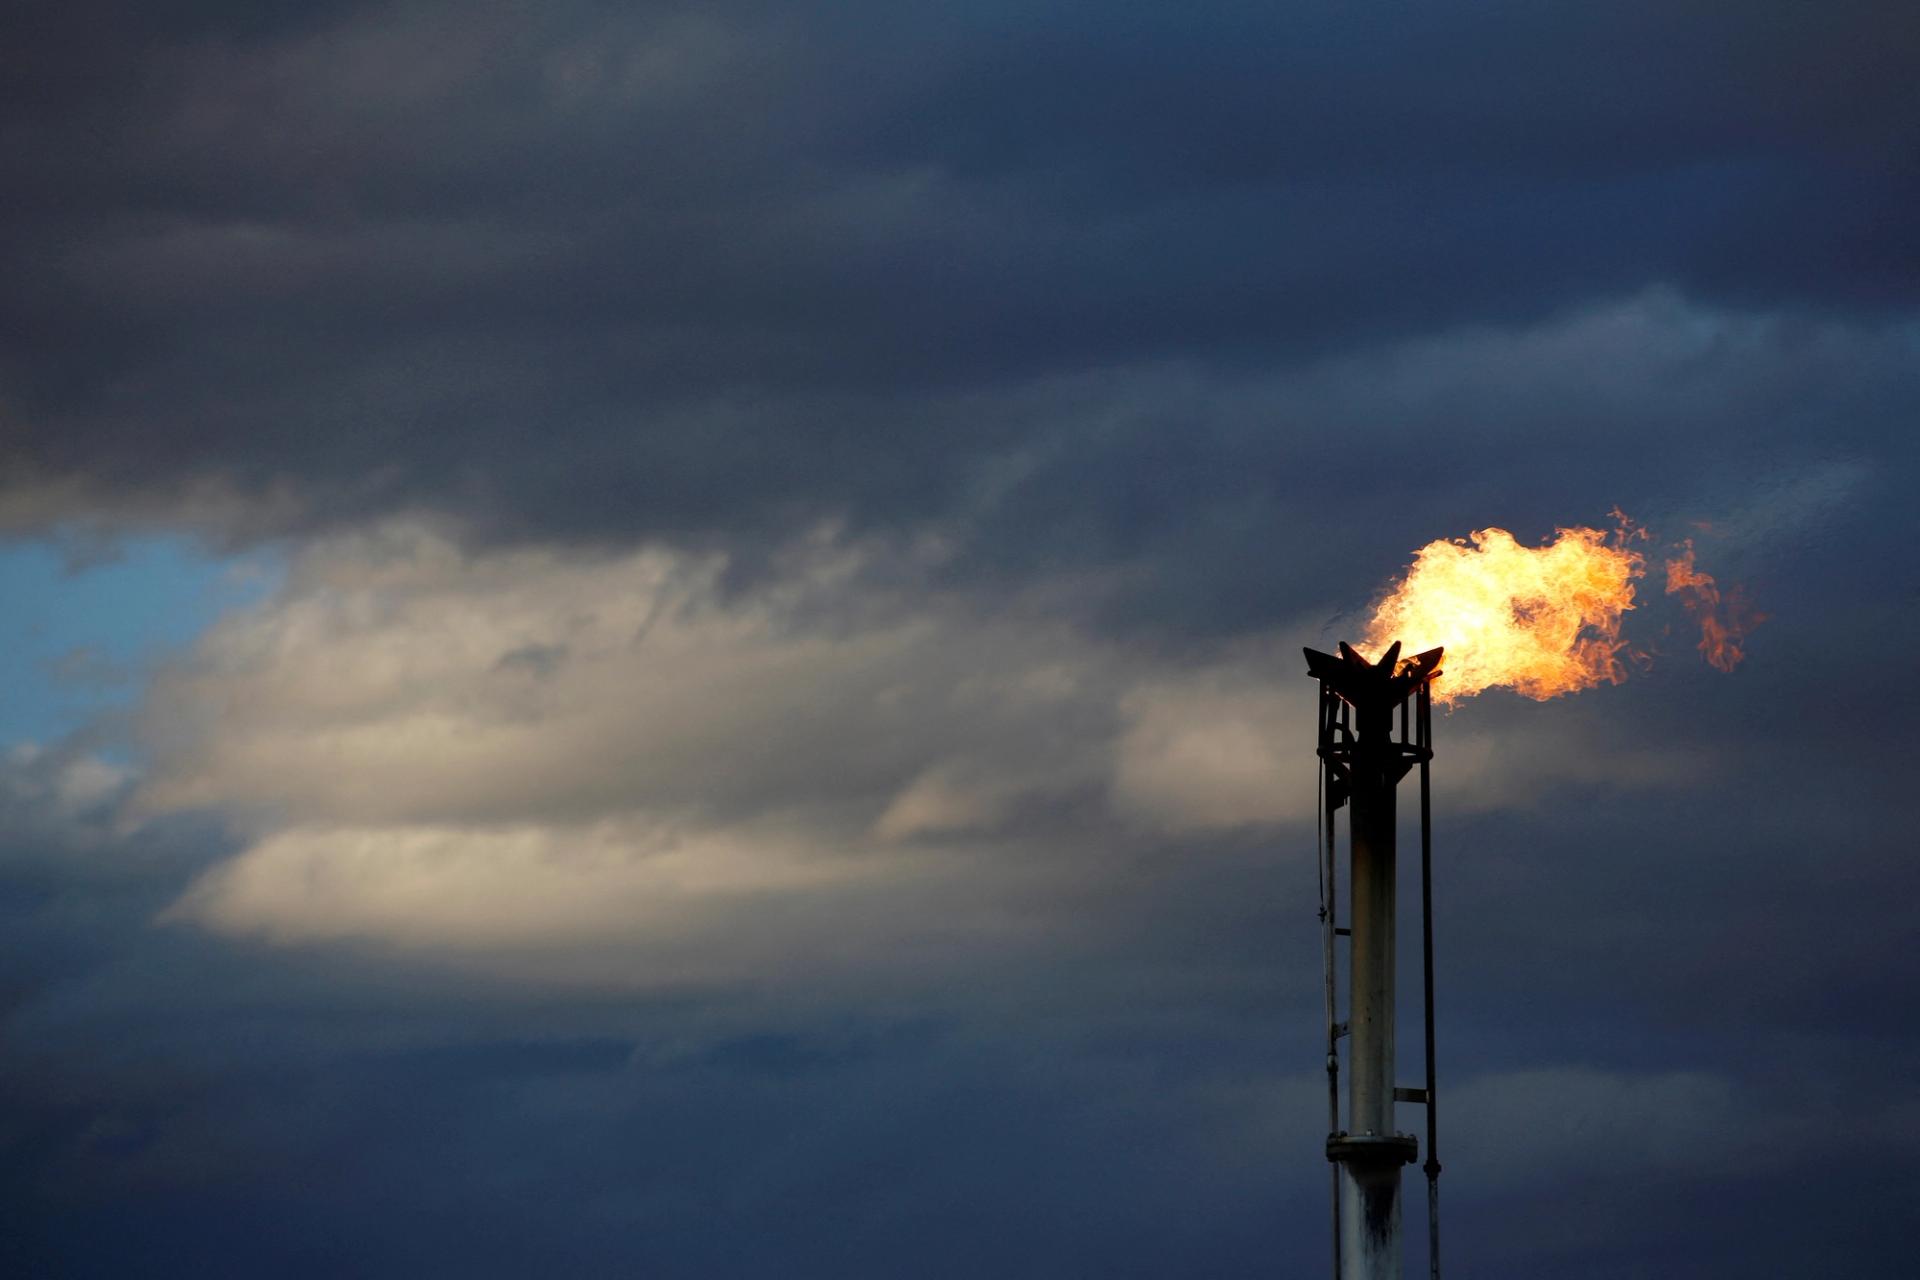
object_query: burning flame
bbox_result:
[1360,517,1764,704]
[1665,540,1765,673]
[1362,526,1644,704]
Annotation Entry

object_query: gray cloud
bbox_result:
[1,1,1915,572]
[5,2,1920,1275]
[127,522,1319,970]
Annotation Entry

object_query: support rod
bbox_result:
[1419,685,1441,1280]
[1321,738,1342,1280]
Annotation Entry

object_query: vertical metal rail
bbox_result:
[1418,682,1442,1280]
[1318,685,1343,1280]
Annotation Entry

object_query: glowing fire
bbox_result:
[1665,540,1765,673]
[1361,526,1644,704]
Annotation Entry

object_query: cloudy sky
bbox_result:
[3,2,1917,1275]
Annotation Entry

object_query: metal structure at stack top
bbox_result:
[1305,640,1444,1280]
[1306,641,1442,754]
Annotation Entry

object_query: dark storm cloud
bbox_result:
[7,5,1920,1277]
[4,672,1919,1278]
[3,0,1916,568]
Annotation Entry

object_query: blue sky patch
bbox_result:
[0,535,281,749]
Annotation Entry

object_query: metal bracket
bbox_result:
[1325,1131,1419,1167]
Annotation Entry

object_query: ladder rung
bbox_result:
[1393,1086,1429,1104]
[1334,926,1351,937]
[1331,1021,1349,1040]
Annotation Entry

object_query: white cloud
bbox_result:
[161,818,872,950]
[1112,676,1314,830]
[135,522,1711,972]
[871,766,1013,841]
[3,742,135,819]
[140,523,1156,963]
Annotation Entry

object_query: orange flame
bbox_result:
[1665,540,1765,673]
[1361,526,1645,704]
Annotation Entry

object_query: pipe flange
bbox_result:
[1325,1131,1419,1167]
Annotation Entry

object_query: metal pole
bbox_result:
[1419,684,1441,1280]
[1337,721,1403,1280]
[1347,748,1396,1141]
[1320,737,1343,1280]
